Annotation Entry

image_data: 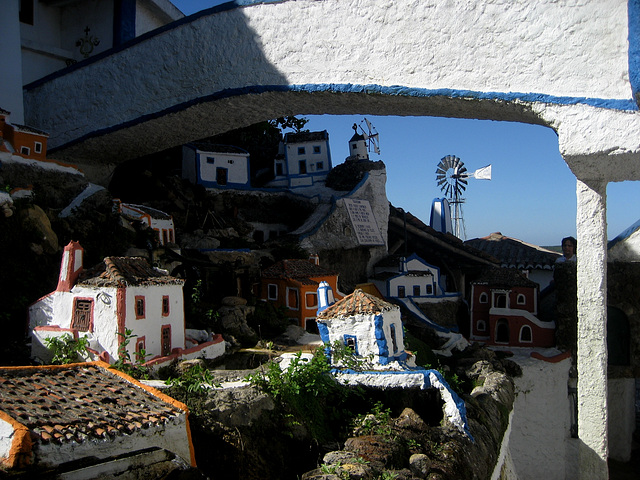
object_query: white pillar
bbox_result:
[576,179,608,479]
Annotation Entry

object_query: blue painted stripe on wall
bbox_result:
[629,0,640,108]
[48,80,638,154]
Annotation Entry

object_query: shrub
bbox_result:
[44,334,89,364]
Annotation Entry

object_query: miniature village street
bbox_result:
[2,1,640,480]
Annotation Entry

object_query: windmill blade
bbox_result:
[459,178,468,186]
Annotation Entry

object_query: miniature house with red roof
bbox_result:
[260,255,340,330]
[0,362,195,475]
[316,288,408,365]
[0,107,49,160]
[114,199,176,246]
[469,267,555,347]
[28,241,224,366]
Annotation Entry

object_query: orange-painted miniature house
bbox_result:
[260,255,340,330]
[0,108,48,161]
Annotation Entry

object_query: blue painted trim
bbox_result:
[373,313,389,364]
[629,0,640,108]
[47,80,639,156]
[317,321,330,344]
[114,0,136,47]
[331,367,472,440]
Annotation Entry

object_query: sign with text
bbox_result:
[344,198,385,246]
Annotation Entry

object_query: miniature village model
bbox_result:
[4,0,640,477]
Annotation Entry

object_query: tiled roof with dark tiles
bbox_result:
[0,363,185,446]
[262,259,338,280]
[284,130,329,143]
[122,203,172,220]
[465,232,560,269]
[388,206,498,265]
[318,289,395,319]
[12,123,49,136]
[471,266,538,288]
[78,256,184,287]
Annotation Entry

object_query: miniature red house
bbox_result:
[469,267,555,347]
[260,255,340,330]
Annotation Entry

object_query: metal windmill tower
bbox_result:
[435,155,491,239]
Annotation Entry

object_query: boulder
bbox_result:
[18,204,58,253]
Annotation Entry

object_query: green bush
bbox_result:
[44,334,89,364]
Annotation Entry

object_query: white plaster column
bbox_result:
[575,178,608,480]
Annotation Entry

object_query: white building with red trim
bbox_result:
[28,241,224,366]
[114,199,176,246]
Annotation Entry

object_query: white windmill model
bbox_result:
[350,118,380,160]
[435,155,491,239]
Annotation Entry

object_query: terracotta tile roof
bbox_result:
[262,259,338,281]
[465,232,560,270]
[0,363,184,447]
[471,266,538,289]
[318,289,395,319]
[78,256,184,287]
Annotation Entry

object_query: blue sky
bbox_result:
[173,0,640,247]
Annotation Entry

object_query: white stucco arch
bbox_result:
[20,1,640,478]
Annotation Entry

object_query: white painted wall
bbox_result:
[34,413,192,467]
[508,353,574,480]
[0,417,15,464]
[608,377,636,462]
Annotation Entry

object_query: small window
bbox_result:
[162,295,170,316]
[162,230,168,245]
[390,324,398,353]
[228,159,234,164]
[20,146,30,155]
[298,147,306,155]
[135,296,145,319]
[135,337,146,361]
[313,146,321,154]
[306,292,318,308]
[477,319,487,332]
[19,0,34,25]
[71,299,92,332]
[413,285,421,297]
[287,288,299,310]
[344,335,357,353]
[517,293,526,305]
[268,284,277,300]
[479,292,488,304]
[316,162,324,170]
[397,286,406,298]
[169,230,174,243]
[426,284,433,295]
[351,142,358,151]
[34,142,42,153]
[494,293,507,308]
[161,325,171,356]
[520,325,532,342]
[206,156,215,164]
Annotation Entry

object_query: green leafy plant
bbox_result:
[246,348,362,441]
[352,401,393,436]
[44,334,89,364]
[110,328,150,379]
[165,362,219,395]
[328,340,375,371]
